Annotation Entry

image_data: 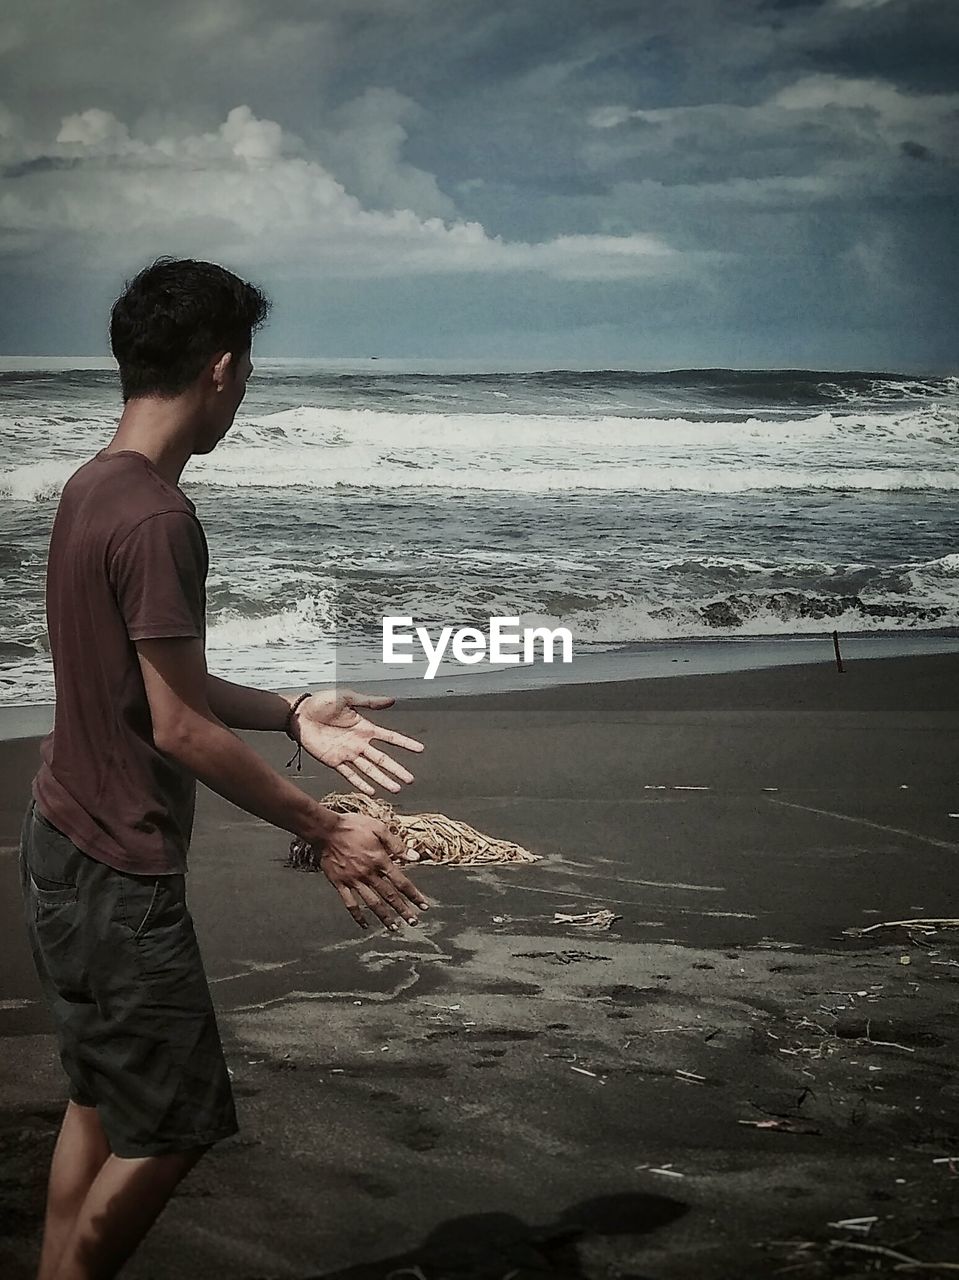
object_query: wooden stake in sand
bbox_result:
[288,792,539,869]
[832,629,844,674]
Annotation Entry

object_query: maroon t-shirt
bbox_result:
[32,449,208,874]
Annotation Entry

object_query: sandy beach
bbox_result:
[2,652,958,1278]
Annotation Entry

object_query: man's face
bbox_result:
[228,349,254,419]
[198,348,253,453]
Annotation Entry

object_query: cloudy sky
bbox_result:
[1,0,956,369]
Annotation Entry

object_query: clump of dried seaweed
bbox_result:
[288,792,539,869]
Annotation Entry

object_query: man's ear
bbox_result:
[211,350,234,391]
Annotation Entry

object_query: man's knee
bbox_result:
[117,1142,211,1178]
[176,1142,212,1174]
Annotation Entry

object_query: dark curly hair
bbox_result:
[110,258,271,401]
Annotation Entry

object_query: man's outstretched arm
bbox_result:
[205,672,424,796]
[206,672,296,732]
[139,637,429,929]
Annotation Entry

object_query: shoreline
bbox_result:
[2,629,958,741]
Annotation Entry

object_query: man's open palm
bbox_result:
[293,690,424,795]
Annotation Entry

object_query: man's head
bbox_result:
[110,258,271,451]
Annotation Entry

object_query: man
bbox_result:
[19,257,430,1280]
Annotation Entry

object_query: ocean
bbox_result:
[1,359,957,707]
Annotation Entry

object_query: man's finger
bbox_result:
[369,871,419,926]
[383,865,430,912]
[333,883,369,931]
[355,880,401,932]
[363,745,415,786]
[377,840,430,910]
[337,761,375,796]
[377,827,408,862]
[346,691,396,710]
[354,755,402,794]
[372,727,425,753]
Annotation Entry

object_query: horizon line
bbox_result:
[0,356,955,378]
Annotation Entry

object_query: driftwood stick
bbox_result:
[829,1239,959,1271]
[844,917,959,937]
[832,629,844,673]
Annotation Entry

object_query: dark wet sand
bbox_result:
[1,653,958,1278]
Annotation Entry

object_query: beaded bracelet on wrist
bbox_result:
[284,691,312,773]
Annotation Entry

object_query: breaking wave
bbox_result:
[2,402,956,499]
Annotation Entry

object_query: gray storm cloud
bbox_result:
[0,0,955,365]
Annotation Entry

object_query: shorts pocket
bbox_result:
[34,806,66,838]
[27,806,81,906]
[119,875,163,939]
[121,874,194,989]
[30,876,79,906]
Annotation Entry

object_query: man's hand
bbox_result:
[291,689,424,795]
[320,812,429,930]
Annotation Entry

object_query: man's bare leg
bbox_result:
[37,1101,111,1280]
[50,1145,208,1280]
[49,1143,208,1280]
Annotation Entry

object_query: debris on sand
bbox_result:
[767,1237,959,1273]
[738,1117,822,1135]
[635,1163,685,1179]
[843,917,959,938]
[827,1216,878,1235]
[675,1069,707,1085]
[552,909,621,929]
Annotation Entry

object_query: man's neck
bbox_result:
[104,398,199,489]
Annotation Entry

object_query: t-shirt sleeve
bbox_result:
[109,512,207,642]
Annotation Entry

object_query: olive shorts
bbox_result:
[19,800,238,1157]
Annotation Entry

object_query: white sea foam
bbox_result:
[2,400,955,500]
[194,554,959,659]
[543,598,956,645]
[178,401,955,492]
[191,461,959,494]
[3,456,957,499]
[230,402,957,449]
[160,403,959,493]
[206,593,335,652]
[0,460,81,502]
[908,552,959,574]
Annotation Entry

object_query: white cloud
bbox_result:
[774,73,943,118]
[53,105,287,165]
[57,107,135,151]
[496,231,680,280]
[318,87,458,221]
[587,105,635,130]
[772,73,959,155]
[587,72,959,167]
[218,106,285,163]
[0,104,696,282]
